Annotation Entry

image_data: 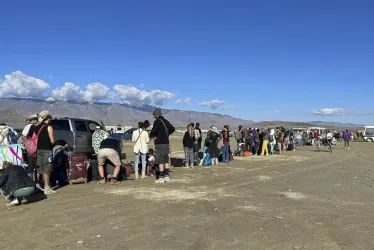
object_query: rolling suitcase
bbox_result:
[68,154,89,184]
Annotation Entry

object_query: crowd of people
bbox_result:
[0,107,357,207]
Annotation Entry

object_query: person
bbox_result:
[183,124,195,167]
[235,125,244,152]
[92,126,109,155]
[207,126,221,165]
[35,111,57,195]
[295,130,302,149]
[193,122,202,165]
[261,127,270,156]
[275,127,283,154]
[343,130,351,150]
[254,129,260,156]
[147,148,155,176]
[97,136,122,184]
[326,130,333,152]
[221,125,230,163]
[302,131,307,147]
[0,162,36,206]
[150,108,175,184]
[269,129,276,154]
[21,114,39,180]
[132,121,150,179]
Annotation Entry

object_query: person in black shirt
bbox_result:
[150,108,175,184]
[0,162,36,206]
[35,111,57,195]
[22,114,38,180]
[97,137,122,184]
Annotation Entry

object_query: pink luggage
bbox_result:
[68,154,89,184]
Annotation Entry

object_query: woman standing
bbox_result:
[207,126,221,165]
[132,121,150,179]
[183,124,195,167]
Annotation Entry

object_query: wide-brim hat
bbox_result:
[39,110,53,122]
[26,113,38,121]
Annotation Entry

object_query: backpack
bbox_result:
[7,129,18,144]
[269,134,274,142]
[24,124,48,158]
[194,128,201,141]
[235,130,243,141]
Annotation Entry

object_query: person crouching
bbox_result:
[98,137,122,184]
[0,162,36,207]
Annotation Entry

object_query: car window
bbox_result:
[87,121,101,131]
[51,120,71,131]
[75,121,88,132]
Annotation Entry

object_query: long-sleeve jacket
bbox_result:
[0,165,35,196]
[150,116,175,145]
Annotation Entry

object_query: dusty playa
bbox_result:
[1,142,373,250]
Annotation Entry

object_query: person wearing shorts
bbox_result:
[150,108,175,184]
[98,137,122,184]
[35,111,57,195]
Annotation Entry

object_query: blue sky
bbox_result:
[0,0,373,124]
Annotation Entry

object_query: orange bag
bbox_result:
[243,151,251,157]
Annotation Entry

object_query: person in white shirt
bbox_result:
[132,120,150,179]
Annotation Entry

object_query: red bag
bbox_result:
[24,124,47,158]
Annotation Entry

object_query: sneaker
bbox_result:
[44,188,58,195]
[36,183,43,191]
[109,179,120,185]
[7,198,20,207]
[154,178,165,184]
[141,174,146,179]
[164,176,171,183]
[135,174,139,180]
[21,198,29,204]
[348,147,350,150]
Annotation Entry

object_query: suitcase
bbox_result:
[68,154,89,184]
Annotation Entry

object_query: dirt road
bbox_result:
[1,142,373,250]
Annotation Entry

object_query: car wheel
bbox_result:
[366,138,373,142]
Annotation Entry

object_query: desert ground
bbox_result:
[0,135,373,250]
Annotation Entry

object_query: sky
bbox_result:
[0,0,373,124]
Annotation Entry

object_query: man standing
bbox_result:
[35,111,57,195]
[343,130,351,150]
[275,127,283,154]
[150,108,175,184]
[194,122,202,165]
[235,125,243,152]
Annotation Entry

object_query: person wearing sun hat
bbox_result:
[34,110,57,195]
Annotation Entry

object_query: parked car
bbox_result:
[51,118,105,156]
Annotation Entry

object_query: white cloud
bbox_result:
[84,83,110,102]
[50,82,84,102]
[113,85,173,106]
[312,108,345,116]
[49,82,110,102]
[274,110,280,113]
[176,98,192,105]
[0,71,50,98]
[198,100,226,109]
[45,97,55,102]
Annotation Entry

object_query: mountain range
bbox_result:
[0,98,364,130]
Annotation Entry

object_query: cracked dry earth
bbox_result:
[1,142,374,250]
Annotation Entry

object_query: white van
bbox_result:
[363,126,374,142]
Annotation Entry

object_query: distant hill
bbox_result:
[252,121,363,130]
[308,121,365,128]
[0,98,254,129]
